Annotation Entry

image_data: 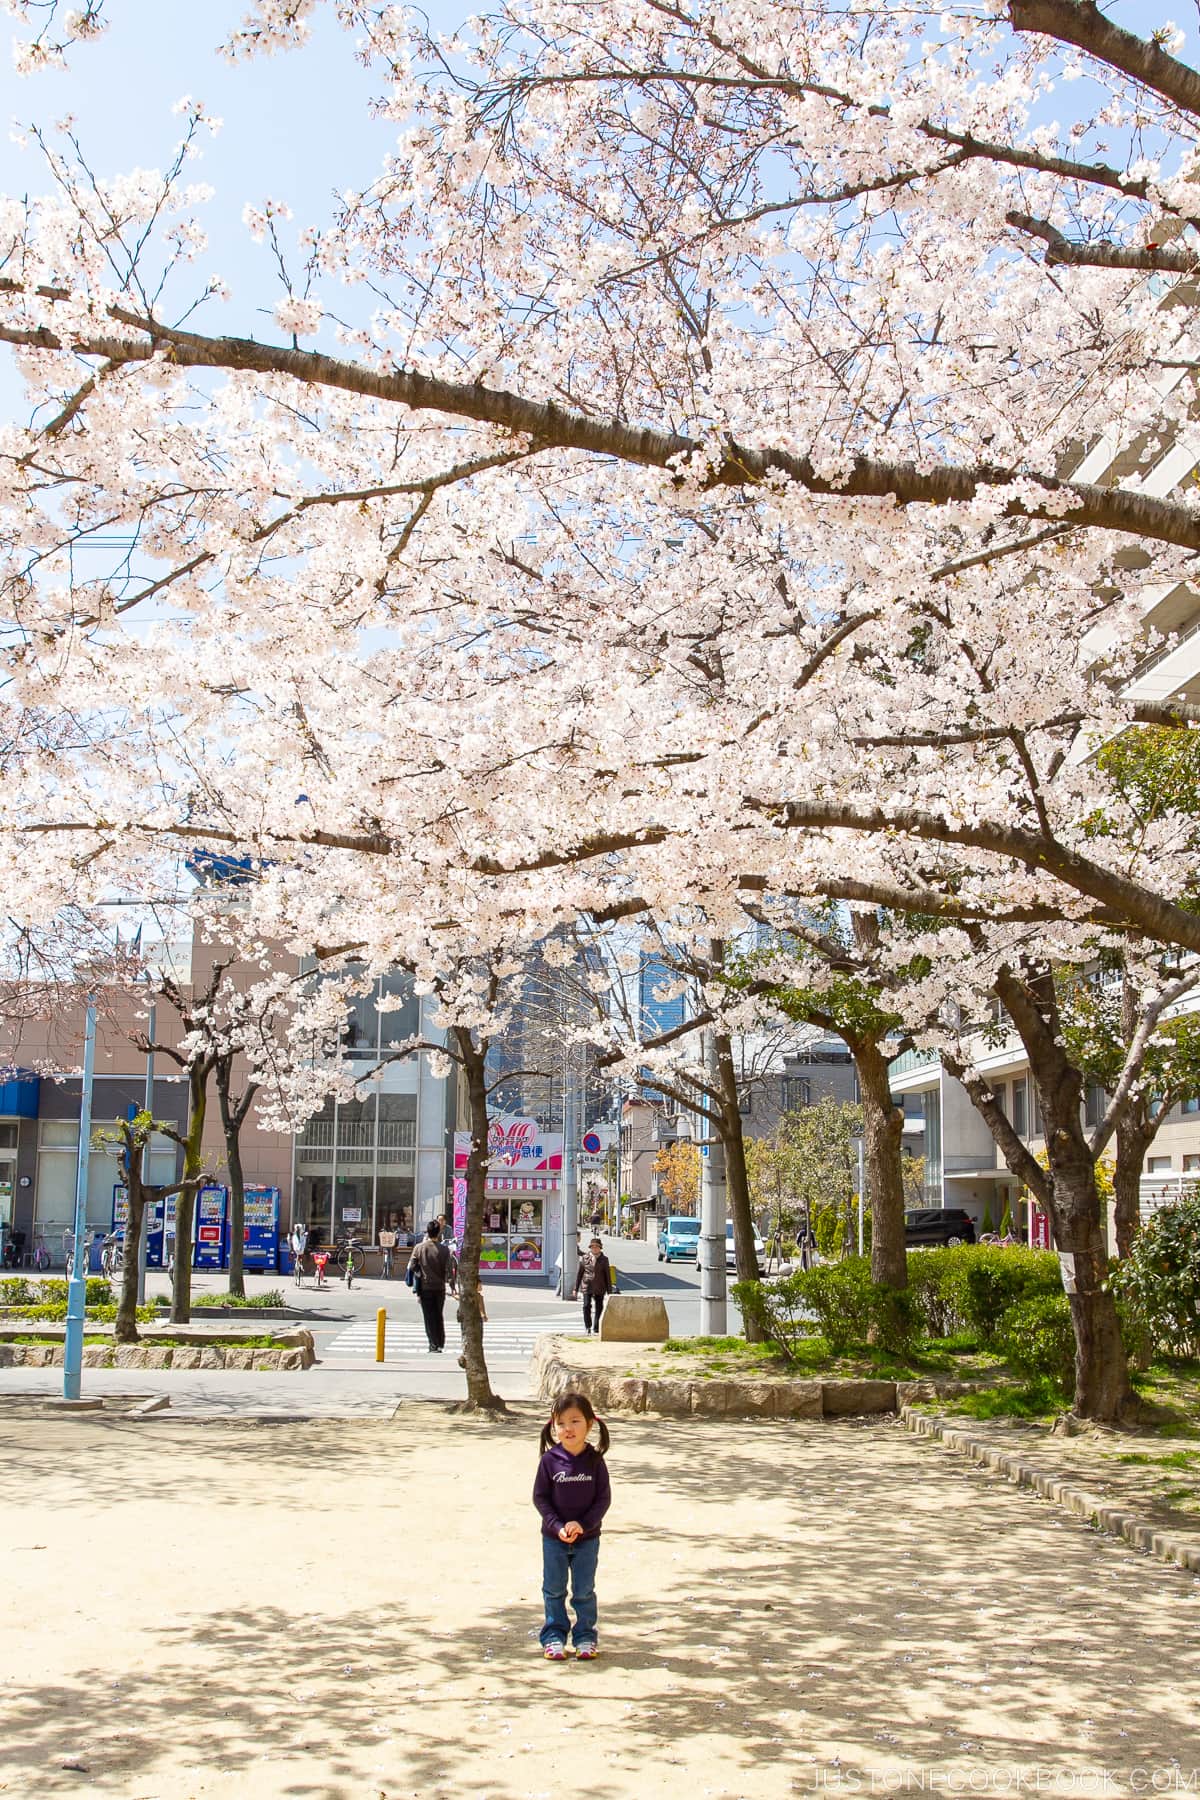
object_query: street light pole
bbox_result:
[558,1068,578,1298]
[63,998,97,1402]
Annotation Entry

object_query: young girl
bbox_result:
[532,1392,612,1661]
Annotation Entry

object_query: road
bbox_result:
[0,1233,728,1413]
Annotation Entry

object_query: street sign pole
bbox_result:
[63,997,97,1401]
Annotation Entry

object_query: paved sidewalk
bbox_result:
[3,1408,1199,1799]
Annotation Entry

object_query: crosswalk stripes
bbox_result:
[325,1313,575,1361]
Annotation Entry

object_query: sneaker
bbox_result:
[575,1641,599,1660]
[543,1641,567,1661]
[457,1353,466,1368]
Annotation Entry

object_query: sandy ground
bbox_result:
[3,1406,1200,1800]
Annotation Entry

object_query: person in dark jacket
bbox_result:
[408,1219,456,1352]
[571,1237,612,1335]
[532,1391,612,1659]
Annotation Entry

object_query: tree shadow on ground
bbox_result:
[3,1411,1200,1798]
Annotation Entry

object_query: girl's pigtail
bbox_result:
[595,1416,611,1455]
[538,1419,556,1455]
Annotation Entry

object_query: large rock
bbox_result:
[223,1348,254,1370]
[199,1347,225,1369]
[821,1379,897,1416]
[598,1296,670,1343]
[642,1378,691,1416]
[690,1380,730,1416]
[81,1345,111,1368]
[171,1347,202,1370]
[114,1346,149,1369]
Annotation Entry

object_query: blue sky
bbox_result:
[0,1,463,329]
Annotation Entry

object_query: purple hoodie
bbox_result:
[533,1442,612,1540]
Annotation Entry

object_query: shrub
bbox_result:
[0,1276,111,1309]
[813,1203,842,1263]
[962,1248,1061,1346]
[736,1258,919,1359]
[733,1273,815,1362]
[995,1293,1075,1396]
[1108,1194,1200,1359]
[194,1289,286,1309]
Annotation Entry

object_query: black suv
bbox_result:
[904,1208,977,1248]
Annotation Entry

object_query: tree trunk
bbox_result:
[454,1029,504,1412]
[1113,1111,1154,1259]
[1045,1135,1132,1419]
[986,967,1133,1423]
[216,1061,247,1300]
[115,1145,146,1345]
[170,1062,209,1325]
[852,1034,908,1291]
[713,1032,765,1339]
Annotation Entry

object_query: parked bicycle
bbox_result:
[31,1234,51,1271]
[311,1247,331,1288]
[334,1235,366,1287]
[100,1232,124,1280]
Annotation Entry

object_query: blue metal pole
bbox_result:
[63,998,97,1401]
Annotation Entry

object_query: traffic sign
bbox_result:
[582,1130,602,1155]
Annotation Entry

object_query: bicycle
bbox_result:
[334,1234,366,1287]
[100,1233,124,1281]
[311,1247,330,1288]
[31,1234,51,1272]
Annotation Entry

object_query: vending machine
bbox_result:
[193,1184,229,1270]
[113,1183,167,1264]
[242,1185,280,1271]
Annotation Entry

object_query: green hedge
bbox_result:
[996,1293,1076,1393]
[734,1244,1066,1371]
[0,1276,112,1308]
[1108,1194,1200,1360]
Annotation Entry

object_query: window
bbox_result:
[993,1082,1008,1119]
[1147,1155,1172,1173]
[1085,1084,1107,1129]
[781,1076,811,1111]
[1032,1084,1043,1136]
[1184,1155,1200,1173]
[1012,1079,1028,1138]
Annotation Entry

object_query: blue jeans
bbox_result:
[540,1533,600,1647]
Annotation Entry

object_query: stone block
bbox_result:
[773,1380,823,1419]
[0,1344,15,1367]
[199,1347,226,1369]
[728,1380,777,1418]
[252,1351,280,1370]
[24,1345,52,1367]
[223,1348,254,1369]
[81,1345,111,1368]
[897,1379,937,1406]
[598,1296,670,1343]
[821,1379,897,1416]
[690,1380,730,1416]
[171,1347,202,1370]
[642,1378,691,1416]
[114,1346,149,1369]
[142,1347,171,1369]
[605,1378,648,1413]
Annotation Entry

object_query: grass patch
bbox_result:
[943,1379,1063,1421]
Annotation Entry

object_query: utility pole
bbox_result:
[63,998,97,1402]
[699,1025,728,1335]
[137,994,154,1305]
[558,1067,579,1298]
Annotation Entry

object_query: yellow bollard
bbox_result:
[376,1307,387,1364]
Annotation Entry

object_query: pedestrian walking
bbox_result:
[589,1207,603,1234]
[408,1219,456,1352]
[571,1236,612,1335]
[533,1391,611,1661]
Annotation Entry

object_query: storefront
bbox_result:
[452,1117,563,1274]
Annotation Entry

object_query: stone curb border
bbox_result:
[0,1336,314,1372]
[901,1406,1200,1576]
[532,1340,976,1419]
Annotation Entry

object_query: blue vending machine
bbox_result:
[193,1184,229,1270]
[242,1186,280,1271]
